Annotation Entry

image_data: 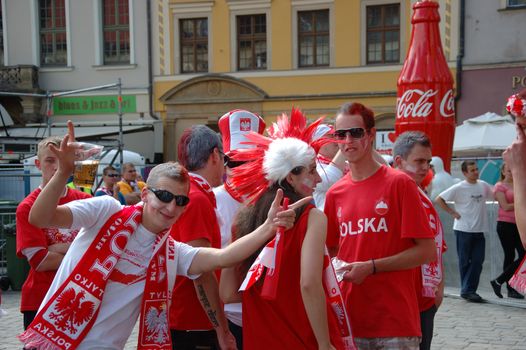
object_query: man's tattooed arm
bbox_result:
[196,282,218,327]
[193,271,225,328]
[193,272,237,349]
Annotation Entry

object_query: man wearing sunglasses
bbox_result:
[21,121,305,350]
[169,125,235,350]
[324,102,436,350]
[95,165,126,204]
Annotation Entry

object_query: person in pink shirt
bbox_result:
[490,162,525,299]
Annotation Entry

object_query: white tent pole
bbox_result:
[118,78,123,170]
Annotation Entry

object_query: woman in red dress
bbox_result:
[220,109,353,350]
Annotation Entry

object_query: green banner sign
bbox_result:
[53,95,137,115]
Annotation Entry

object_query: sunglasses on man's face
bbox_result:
[334,127,367,140]
[106,173,120,178]
[148,187,190,206]
[222,154,245,168]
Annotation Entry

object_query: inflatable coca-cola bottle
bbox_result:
[395,0,455,172]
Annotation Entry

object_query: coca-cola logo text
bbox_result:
[439,90,455,118]
[397,89,455,119]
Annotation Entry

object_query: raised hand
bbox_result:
[266,189,312,230]
[48,121,81,175]
[503,124,526,173]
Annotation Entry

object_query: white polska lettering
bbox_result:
[339,217,388,236]
[34,323,72,349]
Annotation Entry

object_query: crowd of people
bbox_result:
[13,95,526,350]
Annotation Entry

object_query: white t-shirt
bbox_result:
[213,185,243,326]
[438,180,493,233]
[313,162,343,210]
[213,185,241,249]
[40,196,200,350]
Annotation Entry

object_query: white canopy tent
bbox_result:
[453,112,516,157]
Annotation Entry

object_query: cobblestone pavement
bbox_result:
[1,287,525,349]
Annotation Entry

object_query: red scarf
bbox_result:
[19,206,176,350]
[509,255,526,295]
[190,173,216,208]
[419,189,445,297]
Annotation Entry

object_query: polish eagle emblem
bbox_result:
[240,118,251,131]
[48,288,95,334]
[144,305,169,343]
[424,261,439,277]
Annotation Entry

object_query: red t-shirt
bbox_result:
[169,181,221,330]
[16,187,91,311]
[325,166,434,338]
[415,190,447,312]
[243,205,345,349]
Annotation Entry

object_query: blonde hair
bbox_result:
[37,136,62,159]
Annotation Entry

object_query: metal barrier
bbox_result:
[0,211,16,278]
[439,202,510,294]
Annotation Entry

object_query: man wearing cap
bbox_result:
[169,125,235,350]
[214,110,266,349]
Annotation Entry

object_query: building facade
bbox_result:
[456,0,526,121]
[152,0,460,160]
[0,0,162,164]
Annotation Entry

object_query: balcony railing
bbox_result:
[0,65,39,91]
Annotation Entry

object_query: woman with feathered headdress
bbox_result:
[219,109,356,350]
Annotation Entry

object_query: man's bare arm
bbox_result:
[435,196,461,219]
[343,238,436,284]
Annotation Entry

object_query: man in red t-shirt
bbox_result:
[393,131,447,350]
[324,102,436,350]
[169,125,235,350]
[16,136,91,329]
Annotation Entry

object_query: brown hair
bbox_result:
[146,162,189,188]
[36,136,62,159]
[103,165,118,176]
[337,102,375,130]
[461,160,477,173]
[233,181,306,278]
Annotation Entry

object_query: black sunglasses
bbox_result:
[106,174,120,178]
[334,127,367,139]
[218,150,228,165]
[148,187,190,206]
[222,154,245,168]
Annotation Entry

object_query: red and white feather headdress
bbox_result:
[230,108,331,203]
